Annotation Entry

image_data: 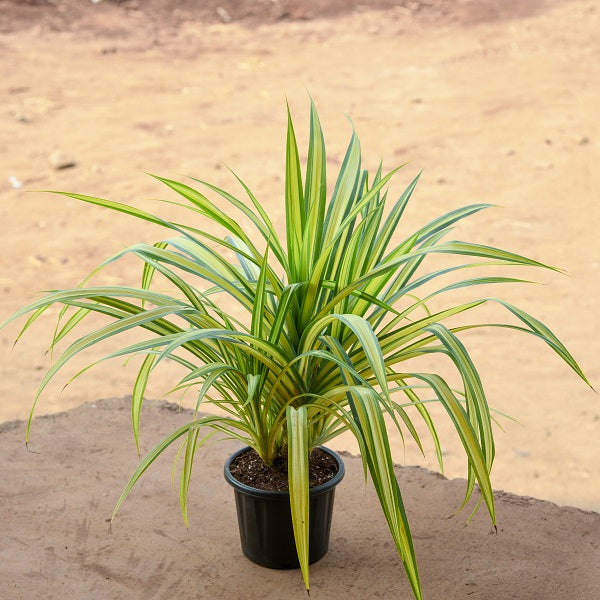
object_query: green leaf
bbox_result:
[150,175,261,260]
[285,103,305,280]
[426,323,494,468]
[301,97,327,278]
[251,247,270,345]
[346,387,422,600]
[494,299,592,387]
[132,353,157,456]
[25,302,198,442]
[287,405,310,591]
[112,415,226,522]
[407,372,496,522]
[323,128,361,246]
[141,241,169,306]
[370,172,421,264]
[189,175,288,271]
[179,426,201,528]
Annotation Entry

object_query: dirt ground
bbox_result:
[2,398,599,599]
[0,0,598,539]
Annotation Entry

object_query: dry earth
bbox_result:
[0,0,598,539]
[2,398,599,599]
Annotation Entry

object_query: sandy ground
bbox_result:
[0,0,599,534]
[2,398,599,599]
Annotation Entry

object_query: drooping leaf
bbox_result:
[287,405,310,591]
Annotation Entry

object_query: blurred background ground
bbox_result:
[0,0,556,32]
[0,0,598,512]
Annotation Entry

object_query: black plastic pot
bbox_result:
[224,446,345,569]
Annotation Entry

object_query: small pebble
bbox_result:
[8,175,22,189]
[14,112,32,123]
[216,6,232,22]
[513,448,530,458]
[49,150,77,170]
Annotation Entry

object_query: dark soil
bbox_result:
[0,0,555,34]
[229,447,339,492]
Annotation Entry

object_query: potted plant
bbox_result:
[3,100,589,600]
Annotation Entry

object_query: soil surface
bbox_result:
[229,447,339,491]
[0,0,598,528]
[1,398,599,599]
[0,0,556,32]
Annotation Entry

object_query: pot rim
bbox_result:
[224,445,345,498]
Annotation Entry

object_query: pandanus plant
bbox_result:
[3,99,589,599]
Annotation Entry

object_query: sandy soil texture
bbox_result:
[2,398,599,599]
[0,0,598,529]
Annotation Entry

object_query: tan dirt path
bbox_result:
[0,0,598,512]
